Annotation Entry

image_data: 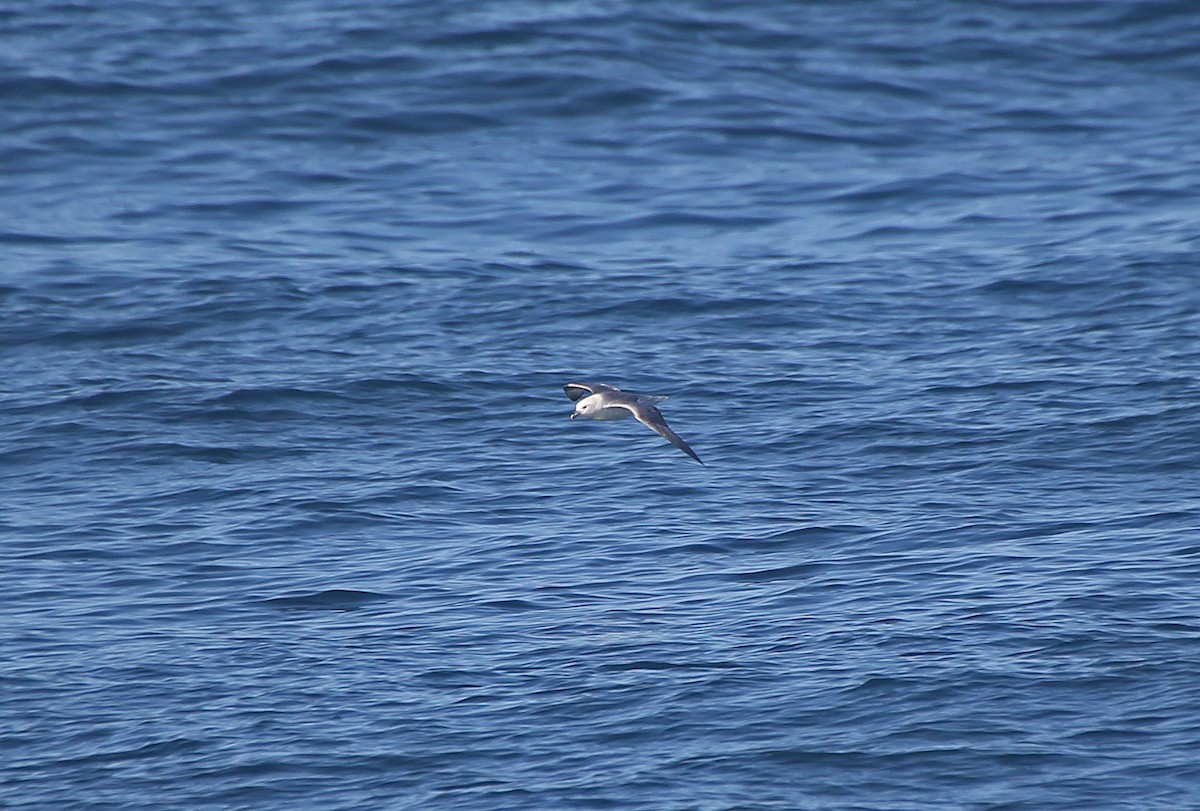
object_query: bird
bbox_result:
[563,381,703,464]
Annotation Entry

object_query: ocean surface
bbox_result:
[3,1,1199,809]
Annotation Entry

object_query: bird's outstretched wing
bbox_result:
[617,399,704,465]
[563,382,618,402]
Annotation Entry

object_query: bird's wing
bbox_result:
[563,382,618,401]
[610,400,704,465]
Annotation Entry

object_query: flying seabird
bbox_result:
[564,381,703,464]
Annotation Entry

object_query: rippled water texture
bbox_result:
[3,2,1200,809]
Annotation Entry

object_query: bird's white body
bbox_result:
[573,392,667,421]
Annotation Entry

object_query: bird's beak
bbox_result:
[570,412,577,419]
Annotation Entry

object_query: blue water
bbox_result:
[3,1,1200,808]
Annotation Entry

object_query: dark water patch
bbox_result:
[577,295,781,320]
[309,53,422,77]
[44,737,209,770]
[0,75,149,101]
[553,85,662,118]
[206,387,346,408]
[36,319,194,349]
[160,197,317,220]
[415,669,493,689]
[663,542,731,555]
[978,275,1110,299]
[14,544,128,563]
[596,659,741,673]
[727,561,828,583]
[55,387,172,411]
[348,111,501,136]
[479,598,547,612]
[347,374,461,393]
[548,211,780,239]
[253,589,392,612]
[733,525,866,550]
[831,171,989,207]
[129,442,298,465]
[0,229,113,247]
